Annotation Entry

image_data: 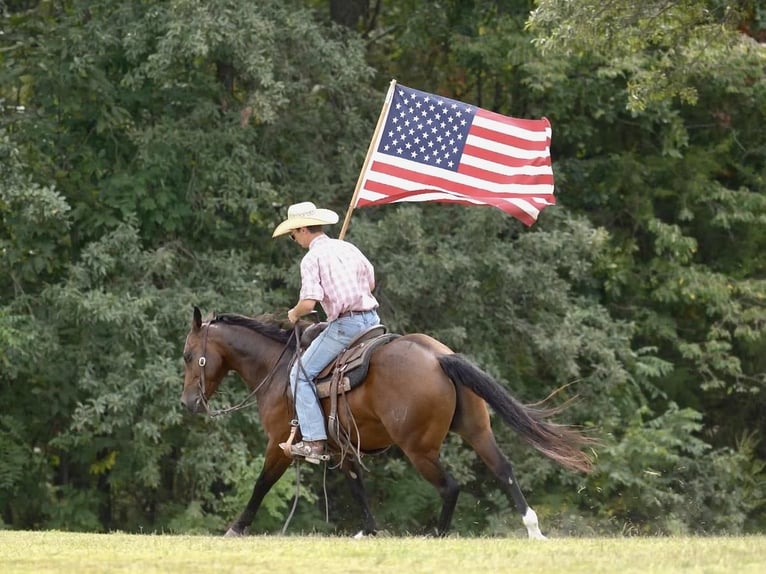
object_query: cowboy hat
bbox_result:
[272,201,339,237]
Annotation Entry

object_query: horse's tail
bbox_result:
[438,353,596,473]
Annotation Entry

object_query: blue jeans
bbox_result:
[290,310,380,441]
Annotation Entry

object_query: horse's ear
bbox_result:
[192,306,202,332]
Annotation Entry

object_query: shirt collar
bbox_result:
[309,233,330,249]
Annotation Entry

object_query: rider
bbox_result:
[272,201,380,463]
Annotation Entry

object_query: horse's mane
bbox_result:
[211,312,295,344]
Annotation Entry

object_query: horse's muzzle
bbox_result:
[181,392,206,414]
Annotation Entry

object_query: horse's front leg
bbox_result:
[340,457,379,537]
[225,441,292,536]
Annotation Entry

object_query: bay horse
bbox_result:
[181,307,595,538]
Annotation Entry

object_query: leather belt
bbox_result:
[337,309,376,319]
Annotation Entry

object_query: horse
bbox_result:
[181,306,595,538]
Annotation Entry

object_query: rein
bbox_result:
[196,318,297,418]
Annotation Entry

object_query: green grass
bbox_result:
[1,531,764,573]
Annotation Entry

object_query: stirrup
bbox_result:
[288,441,329,465]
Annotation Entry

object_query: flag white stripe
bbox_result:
[460,153,554,177]
[472,114,552,143]
[358,188,542,219]
[466,133,550,161]
[364,154,555,195]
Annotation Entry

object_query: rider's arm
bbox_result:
[288,299,317,323]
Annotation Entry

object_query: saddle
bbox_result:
[286,323,400,463]
[292,322,399,398]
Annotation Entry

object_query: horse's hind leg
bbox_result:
[340,457,379,537]
[226,443,292,536]
[460,427,546,539]
[400,446,460,536]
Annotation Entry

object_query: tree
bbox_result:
[528,0,766,111]
[351,0,766,532]
[0,0,375,532]
[1,0,763,534]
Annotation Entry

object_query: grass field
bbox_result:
[1,531,764,574]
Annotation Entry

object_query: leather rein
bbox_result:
[195,318,298,418]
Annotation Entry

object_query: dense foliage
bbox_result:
[1,0,764,535]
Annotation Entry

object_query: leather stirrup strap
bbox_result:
[280,420,299,458]
[327,362,342,447]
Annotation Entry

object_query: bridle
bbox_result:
[194,317,298,417]
[193,319,212,413]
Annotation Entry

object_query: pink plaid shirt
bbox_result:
[299,235,378,321]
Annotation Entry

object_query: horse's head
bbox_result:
[181,306,228,414]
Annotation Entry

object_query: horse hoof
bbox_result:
[352,529,379,539]
[522,507,547,540]
[224,528,243,537]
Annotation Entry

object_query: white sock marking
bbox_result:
[522,507,547,540]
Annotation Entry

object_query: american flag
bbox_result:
[355,83,555,226]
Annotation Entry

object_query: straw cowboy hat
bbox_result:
[272,201,339,237]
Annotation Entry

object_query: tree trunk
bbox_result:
[329,0,367,29]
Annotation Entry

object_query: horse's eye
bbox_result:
[183,352,193,364]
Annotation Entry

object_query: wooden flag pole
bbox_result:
[338,79,397,240]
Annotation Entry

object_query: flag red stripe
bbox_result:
[468,124,550,153]
[362,171,556,203]
[457,162,555,186]
[462,143,552,168]
[358,181,540,225]
[359,179,539,226]
[366,159,551,197]
[475,108,551,133]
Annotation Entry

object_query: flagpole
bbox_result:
[338,79,397,240]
